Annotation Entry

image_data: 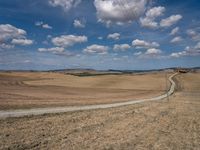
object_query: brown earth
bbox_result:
[0,72,168,110]
[0,72,200,149]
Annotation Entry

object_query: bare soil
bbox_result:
[0,72,168,110]
[0,72,199,150]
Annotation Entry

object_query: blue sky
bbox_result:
[0,0,200,70]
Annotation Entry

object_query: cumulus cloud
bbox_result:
[38,47,65,53]
[11,39,33,46]
[134,51,142,56]
[132,39,159,49]
[135,48,162,58]
[170,52,183,58]
[35,21,43,26]
[132,38,162,58]
[140,6,165,29]
[160,14,182,27]
[0,24,33,49]
[186,43,200,56]
[170,51,192,58]
[145,6,165,19]
[170,27,179,35]
[94,0,148,26]
[170,36,183,43]
[42,24,53,29]
[38,47,75,56]
[0,43,14,49]
[145,48,162,55]
[187,29,200,41]
[83,44,108,54]
[113,44,130,51]
[73,19,85,28]
[51,35,87,47]
[35,21,52,29]
[195,42,200,49]
[41,34,88,55]
[170,43,200,58]
[0,24,26,41]
[49,0,81,12]
[107,33,120,40]
[140,18,158,29]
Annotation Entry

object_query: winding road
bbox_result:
[0,73,178,119]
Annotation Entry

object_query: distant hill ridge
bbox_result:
[0,67,199,73]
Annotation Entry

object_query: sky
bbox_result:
[0,0,200,70]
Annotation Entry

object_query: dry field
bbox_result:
[0,72,168,110]
[0,72,200,150]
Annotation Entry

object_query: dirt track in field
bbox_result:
[0,72,200,149]
[0,73,177,118]
[0,72,168,110]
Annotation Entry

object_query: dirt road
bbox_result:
[0,72,168,110]
[0,72,199,150]
[0,73,177,118]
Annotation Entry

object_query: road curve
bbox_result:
[0,73,178,119]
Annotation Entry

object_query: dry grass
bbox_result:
[0,72,199,149]
[0,72,168,110]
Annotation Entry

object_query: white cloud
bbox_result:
[11,39,33,46]
[170,36,183,43]
[182,43,200,56]
[113,44,130,51]
[51,35,87,47]
[132,39,159,49]
[0,43,14,49]
[160,14,182,27]
[185,44,200,56]
[35,21,43,26]
[73,19,85,28]
[38,47,75,56]
[187,29,200,41]
[134,51,142,56]
[83,44,108,54]
[135,48,162,59]
[107,33,120,40]
[38,47,65,53]
[49,0,81,12]
[35,21,52,29]
[140,18,158,29]
[57,51,76,57]
[195,42,200,49]
[42,24,53,29]
[0,24,33,49]
[187,29,196,37]
[145,6,165,19]
[170,52,183,58]
[132,39,162,58]
[186,44,200,51]
[170,27,179,35]
[145,48,162,55]
[170,43,200,58]
[94,0,148,26]
[140,6,165,29]
[44,34,87,55]
[0,24,26,41]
